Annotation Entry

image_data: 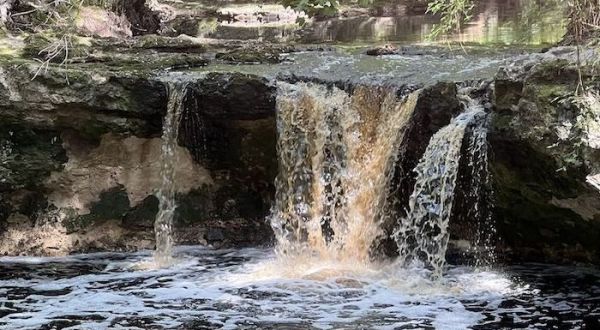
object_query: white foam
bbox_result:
[1,247,592,329]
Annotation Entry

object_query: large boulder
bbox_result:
[490,47,600,263]
[75,6,132,39]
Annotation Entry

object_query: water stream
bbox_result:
[271,82,417,263]
[270,82,496,281]
[153,83,187,267]
[0,81,598,329]
[394,98,489,278]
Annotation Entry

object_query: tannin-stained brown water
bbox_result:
[271,82,419,264]
[270,83,497,281]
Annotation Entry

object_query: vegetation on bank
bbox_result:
[3,0,599,43]
[0,0,598,81]
[282,0,599,44]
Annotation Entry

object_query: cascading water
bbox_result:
[271,81,496,281]
[3,83,594,330]
[271,81,418,263]
[463,108,497,268]
[153,83,187,267]
[393,97,490,279]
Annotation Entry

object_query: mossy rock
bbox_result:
[23,34,92,63]
[491,52,600,263]
[215,48,282,64]
[131,35,206,53]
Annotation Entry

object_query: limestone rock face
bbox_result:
[2,45,600,265]
[0,62,167,138]
[0,62,276,256]
[490,48,600,263]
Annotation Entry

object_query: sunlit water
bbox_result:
[181,0,566,45]
[0,247,598,329]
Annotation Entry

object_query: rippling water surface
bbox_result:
[0,247,598,329]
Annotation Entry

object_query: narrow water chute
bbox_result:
[154,83,187,266]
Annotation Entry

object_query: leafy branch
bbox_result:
[426,0,474,41]
[281,0,339,18]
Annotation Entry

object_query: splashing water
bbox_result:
[394,99,488,279]
[153,83,187,267]
[1,82,596,329]
[463,107,497,267]
[2,247,598,329]
[271,82,419,265]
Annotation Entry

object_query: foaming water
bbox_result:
[153,83,187,267]
[1,247,598,329]
[272,81,418,263]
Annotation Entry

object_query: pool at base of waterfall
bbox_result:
[0,247,598,329]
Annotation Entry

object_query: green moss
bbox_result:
[531,83,571,100]
[0,37,23,59]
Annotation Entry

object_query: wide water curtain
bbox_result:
[271,82,418,263]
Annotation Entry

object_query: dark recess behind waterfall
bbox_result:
[170,74,494,261]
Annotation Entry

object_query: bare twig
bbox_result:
[31,34,72,83]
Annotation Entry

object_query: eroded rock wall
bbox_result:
[0,63,276,256]
[1,47,600,265]
[490,48,600,263]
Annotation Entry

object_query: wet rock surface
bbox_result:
[0,7,599,267]
[0,61,277,255]
[376,81,462,257]
[490,47,600,263]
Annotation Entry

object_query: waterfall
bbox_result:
[154,83,187,266]
[463,110,496,268]
[394,98,489,279]
[270,81,418,263]
[271,81,495,279]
